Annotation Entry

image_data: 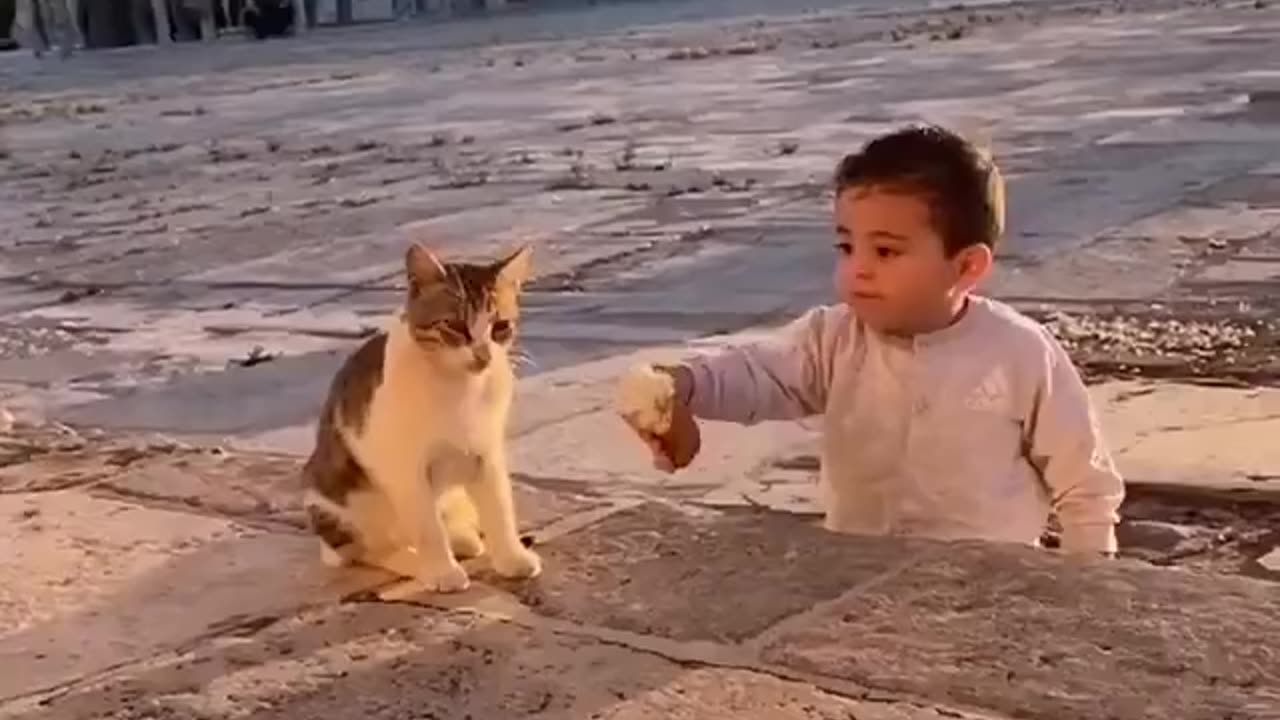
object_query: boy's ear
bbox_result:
[955,243,994,291]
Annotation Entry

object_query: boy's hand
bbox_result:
[616,363,701,472]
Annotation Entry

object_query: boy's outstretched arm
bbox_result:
[680,306,843,424]
[1026,331,1126,556]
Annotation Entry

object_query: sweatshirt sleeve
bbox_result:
[682,306,843,424]
[1025,329,1125,555]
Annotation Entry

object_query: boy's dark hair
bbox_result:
[834,124,1005,256]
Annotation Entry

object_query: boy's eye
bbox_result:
[491,319,513,342]
[876,246,901,259]
[833,242,853,256]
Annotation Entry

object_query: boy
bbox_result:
[619,124,1124,556]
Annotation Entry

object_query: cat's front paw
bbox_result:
[419,561,471,593]
[491,546,542,580]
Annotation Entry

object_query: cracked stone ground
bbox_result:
[1,424,1277,719]
[2,0,1280,717]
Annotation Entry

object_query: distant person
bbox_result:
[11,0,81,58]
[2,0,18,51]
[617,124,1124,557]
[242,0,295,39]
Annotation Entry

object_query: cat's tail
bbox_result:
[301,411,369,564]
[303,493,360,567]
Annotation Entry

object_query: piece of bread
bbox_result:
[615,363,676,435]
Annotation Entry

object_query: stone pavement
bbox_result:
[3,0,1280,717]
[3,0,1280,434]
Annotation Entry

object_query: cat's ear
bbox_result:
[494,244,533,289]
[405,242,447,292]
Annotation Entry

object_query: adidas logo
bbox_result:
[964,366,1011,414]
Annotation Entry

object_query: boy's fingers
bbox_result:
[645,437,677,473]
[630,429,675,471]
[618,414,685,473]
[663,405,701,470]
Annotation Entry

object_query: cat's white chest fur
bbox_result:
[347,325,504,474]
[431,380,497,456]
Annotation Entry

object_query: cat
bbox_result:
[301,242,542,595]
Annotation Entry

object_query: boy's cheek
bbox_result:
[833,263,857,303]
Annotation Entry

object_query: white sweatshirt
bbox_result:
[682,296,1124,554]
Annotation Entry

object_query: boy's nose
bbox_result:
[849,259,875,281]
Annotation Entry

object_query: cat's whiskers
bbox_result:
[508,345,538,370]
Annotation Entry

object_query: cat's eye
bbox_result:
[491,319,513,342]
[439,320,471,343]
[411,324,442,345]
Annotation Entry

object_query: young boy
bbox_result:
[619,124,1124,556]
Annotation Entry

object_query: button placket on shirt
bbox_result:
[912,339,932,417]
[893,338,931,531]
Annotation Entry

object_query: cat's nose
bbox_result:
[469,345,491,372]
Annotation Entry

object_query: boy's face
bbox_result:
[833,186,991,336]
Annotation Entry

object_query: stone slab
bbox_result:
[510,479,611,538]
[88,448,309,528]
[693,441,824,515]
[0,491,376,702]
[1102,204,1280,242]
[0,350,150,386]
[0,287,67,315]
[521,320,692,345]
[987,234,1192,301]
[597,667,1008,719]
[1195,257,1280,284]
[1260,548,1280,573]
[761,542,1280,720]
[1095,381,1280,492]
[509,502,934,643]
[55,350,344,436]
[1189,172,1280,208]
[4,602,1000,720]
[1002,144,1267,255]
[0,427,122,493]
[13,432,606,538]
[509,346,690,439]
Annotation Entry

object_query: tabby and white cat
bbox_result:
[302,242,541,594]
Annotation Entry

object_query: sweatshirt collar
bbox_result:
[914,295,986,349]
[867,295,987,351]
